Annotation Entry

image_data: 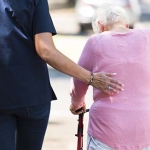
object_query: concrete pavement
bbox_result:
[43,109,89,150]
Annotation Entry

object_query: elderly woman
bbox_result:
[70,3,150,150]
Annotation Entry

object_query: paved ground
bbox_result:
[43,107,89,150]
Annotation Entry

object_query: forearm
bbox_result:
[34,32,91,84]
[70,78,88,109]
[44,48,91,84]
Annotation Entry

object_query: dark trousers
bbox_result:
[0,103,51,150]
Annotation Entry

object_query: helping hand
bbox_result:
[92,72,124,95]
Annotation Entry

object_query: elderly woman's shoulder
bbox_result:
[86,34,103,45]
[88,33,103,41]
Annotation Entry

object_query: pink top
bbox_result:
[70,28,150,150]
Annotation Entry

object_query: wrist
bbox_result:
[88,72,94,85]
[79,70,91,84]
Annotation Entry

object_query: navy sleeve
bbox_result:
[32,0,57,35]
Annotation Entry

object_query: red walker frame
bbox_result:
[75,109,89,150]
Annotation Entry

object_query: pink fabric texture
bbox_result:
[70,28,150,150]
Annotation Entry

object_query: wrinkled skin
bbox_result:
[92,72,123,95]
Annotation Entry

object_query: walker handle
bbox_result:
[75,108,90,113]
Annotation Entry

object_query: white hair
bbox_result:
[92,3,129,33]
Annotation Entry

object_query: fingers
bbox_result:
[70,108,84,115]
[105,73,117,77]
[109,78,124,87]
[70,105,86,115]
[107,82,124,91]
[71,110,83,115]
[83,105,86,113]
[104,85,120,95]
[104,81,124,95]
[105,73,124,86]
[92,72,124,95]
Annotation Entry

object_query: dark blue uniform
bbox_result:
[0,0,57,109]
[0,1,58,149]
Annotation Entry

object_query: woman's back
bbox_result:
[88,28,150,149]
[70,3,150,150]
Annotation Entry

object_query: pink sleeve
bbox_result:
[70,36,94,109]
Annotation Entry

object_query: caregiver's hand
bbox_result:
[91,73,124,95]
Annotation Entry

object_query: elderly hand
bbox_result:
[91,72,124,95]
[69,104,86,115]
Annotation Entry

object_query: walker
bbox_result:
[75,109,89,150]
